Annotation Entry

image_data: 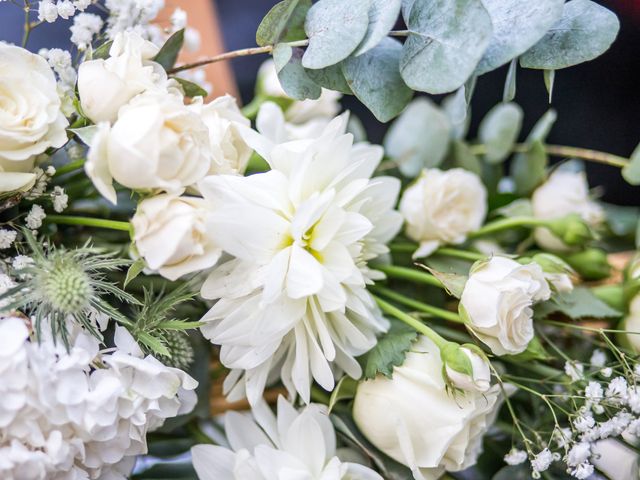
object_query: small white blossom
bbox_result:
[565,361,584,382]
[627,386,640,413]
[625,418,640,437]
[600,367,613,378]
[51,186,68,213]
[12,255,34,271]
[590,349,607,368]
[504,448,528,465]
[170,7,187,29]
[570,462,594,479]
[56,0,76,19]
[605,377,628,404]
[0,229,17,249]
[566,442,591,467]
[38,0,59,22]
[70,13,103,50]
[531,448,554,476]
[25,204,46,230]
[46,165,56,176]
[554,427,573,448]
[585,381,603,403]
[573,413,595,433]
[73,0,91,10]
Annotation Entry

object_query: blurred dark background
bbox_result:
[1,0,638,204]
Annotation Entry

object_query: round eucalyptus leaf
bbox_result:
[305,63,352,94]
[255,0,311,47]
[273,44,322,100]
[400,0,493,94]
[519,0,620,70]
[475,0,565,75]
[354,0,402,56]
[622,143,640,186]
[302,0,371,70]
[479,102,523,164]
[401,0,415,22]
[511,140,548,194]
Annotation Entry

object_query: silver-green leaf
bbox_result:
[478,102,523,164]
[399,0,493,94]
[475,0,564,74]
[273,44,322,100]
[302,0,371,70]
[519,0,620,70]
[622,142,640,186]
[305,63,352,94]
[342,37,413,122]
[256,0,311,46]
[354,0,401,56]
[384,97,451,177]
[511,140,548,195]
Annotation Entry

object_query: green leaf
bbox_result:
[69,125,98,146]
[399,0,493,94]
[601,202,639,237]
[156,320,205,330]
[451,140,482,175]
[302,0,371,70]
[502,59,517,102]
[172,77,208,98]
[520,0,620,70]
[124,258,146,288]
[506,336,551,362]
[475,0,564,74]
[354,0,402,56]
[273,44,322,100]
[527,108,557,143]
[362,318,417,379]
[305,63,352,94]
[479,102,523,164]
[342,37,413,122]
[622,142,640,186]
[137,331,171,357]
[401,0,415,21]
[92,40,113,60]
[543,69,555,103]
[536,286,622,320]
[256,0,311,46]
[511,140,547,195]
[383,97,451,177]
[328,376,358,412]
[153,29,185,71]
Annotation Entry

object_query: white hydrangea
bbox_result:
[0,319,197,480]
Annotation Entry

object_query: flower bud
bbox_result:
[546,213,594,247]
[561,248,611,281]
[442,343,491,393]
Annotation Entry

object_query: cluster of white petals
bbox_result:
[191,396,381,480]
[0,318,197,480]
[198,114,402,404]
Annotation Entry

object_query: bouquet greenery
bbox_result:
[1,0,639,479]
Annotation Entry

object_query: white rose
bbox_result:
[532,170,605,251]
[353,336,503,480]
[592,439,640,480]
[0,158,36,193]
[399,168,487,258]
[77,31,167,124]
[445,346,492,393]
[132,194,221,281]
[85,91,212,204]
[460,256,551,355]
[623,294,640,352]
[0,44,68,170]
[189,95,252,175]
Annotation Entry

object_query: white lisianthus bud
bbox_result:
[132,194,221,281]
[529,253,575,293]
[460,256,551,356]
[77,31,167,124]
[399,168,487,258]
[532,170,604,251]
[443,343,492,393]
[353,336,504,479]
[0,44,68,177]
[85,91,212,204]
[591,439,640,480]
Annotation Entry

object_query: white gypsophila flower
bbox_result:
[606,377,629,404]
[51,187,68,213]
[399,168,487,258]
[627,387,640,414]
[0,229,17,249]
[74,0,91,10]
[199,114,402,404]
[104,0,164,39]
[531,449,554,476]
[38,0,58,22]
[78,30,167,123]
[353,336,505,480]
[573,412,596,433]
[191,396,382,480]
[86,89,211,204]
[184,27,201,52]
[12,254,34,271]
[25,204,46,230]
[188,95,254,176]
[70,12,103,50]
[565,361,585,382]
[570,462,594,479]
[0,45,68,182]
[460,256,551,356]
[601,367,613,378]
[590,349,607,368]
[132,194,222,281]
[170,7,187,29]
[585,381,604,404]
[0,319,197,480]
[554,427,573,449]
[56,0,76,18]
[532,169,605,251]
[504,448,528,466]
[566,442,591,467]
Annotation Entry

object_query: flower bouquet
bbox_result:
[1,0,640,479]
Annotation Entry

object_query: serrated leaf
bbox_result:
[153,29,185,71]
[273,44,321,100]
[302,0,371,70]
[479,102,523,164]
[511,140,547,195]
[622,142,640,186]
[384,97,451,177]
[172,77,208,98]
[536,286,622,320]
[328,376,358,412]
[520,0,620,70]
[342,37,412,122]
[124,257,146,287]
[354,0,401,56]
[362,318,417,379]
[305,63,352,94]
[503,59,517,102]
[69,125,98,146]
[256,0,311,46]
[92,40,113,60]
[399,0,493,94]
[137,331,171,357]
[451,140,481,175]
[475,0,564,74]
[155,320,205,330]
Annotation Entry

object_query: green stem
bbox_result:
[54,159,86,177]
[373,294,448,349]
[21,1,31,47]
[375,264,443,288]
[436,248,485,262]
[468,216,548,238]
[46,215,131,232]
[371,285,462,323]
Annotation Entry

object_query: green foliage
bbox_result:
[353,0,401,56]
[328,376,358,412]
[92,40,113,60]
[172,77,208,98]
[361,318,417,379]
[536,286,622,320]
[511,140,548,195]
[153,29,185,71]
[478,102,523,164]
[622,142,640,185]
[256,0,311,46]
[305,63,352,94]
[519,0,620,70]
[273,44,321,100]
